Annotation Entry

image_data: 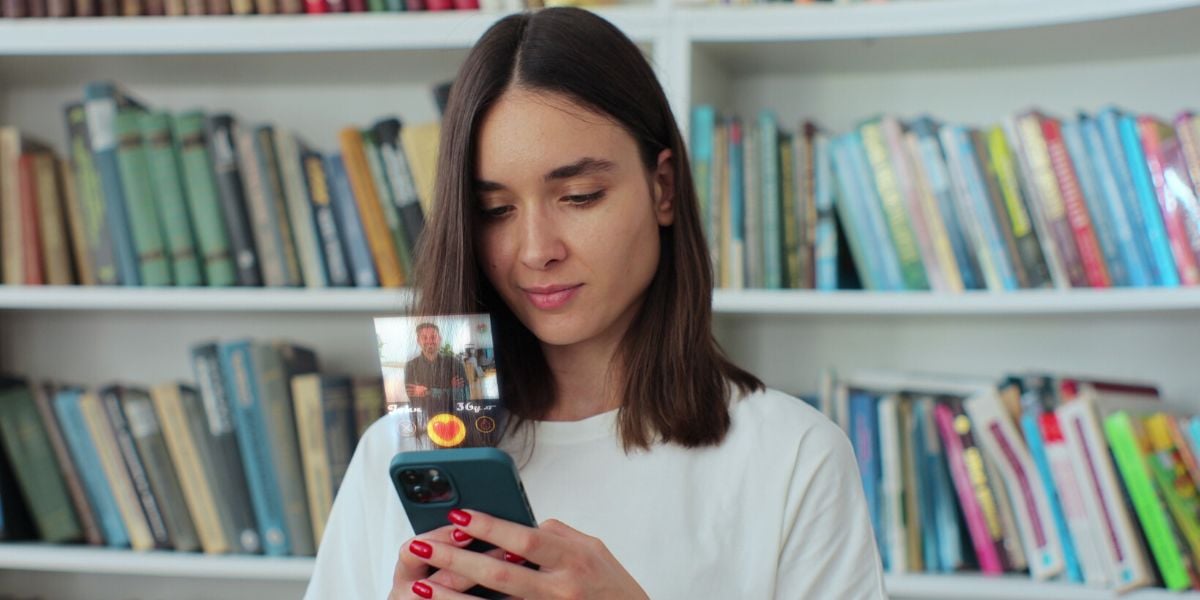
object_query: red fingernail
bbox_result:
[448,509,471,526]
[409,540,432,559]
[504,551,525,564]
[451,528,472,543]
[412,581,433,599]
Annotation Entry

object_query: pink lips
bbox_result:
[523,284,582,310]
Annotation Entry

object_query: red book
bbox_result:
[1041,116,1112,288]
[403,0,423,10]
[303,0,325,12]
[17,155,44,286]
[451,0,476,9]
[424,0,450,9]
[345,0,364,11]
[934,401,1007,575]
[1139,116,1200,285]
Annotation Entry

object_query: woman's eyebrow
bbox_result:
[474,157,616,192]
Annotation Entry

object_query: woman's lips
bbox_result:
[524,284,582,310]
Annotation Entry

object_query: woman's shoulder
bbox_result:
[724,386,850,455]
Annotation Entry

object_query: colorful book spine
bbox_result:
[941,125,1017,291]
[691,107,716,278]
[206,115,262,287]
[971,129,1030,289]
[1014,112,1088,287]
[1143,413,1200,580]
[780,131,800,288]
[1138,117,1200,285]
[52,388,129,547]
[1021,409,1083,583]
[831,135,882,290]
[758,112,784,289]
[141,111,203,287]
[255,126,303,287]
[847,132,906,290]
[1080,115,1153,287]
[1119,114,1180,287]
[1041,411,1108,586]
[934,401,1005,574]
[115,108,173,286]
[877,395,906,573]
[909,118,980,290]
[743,122,761,288]
[99,387,172,549]
[1061,118,1125,286]
[362,129,412,279]
[79,390,154,551]
[1098,108,1159,285]
[848,391,883,565]
[83,82,141,286]
[915,397,963,573]
[813,132,839,291]
[339,128,403,288]
[30,383,104,545]
[884,117,949,292]
[173,112,237,287]
[303,150,352,288]
[1043,115,1112,288]
[860,118,929,290]
[64,103,118,286]
[986,127,1052,288]
[727,119,745,290]
[274,129,328,288]
[326,154,378,288]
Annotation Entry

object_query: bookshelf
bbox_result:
[3,1,1200,599]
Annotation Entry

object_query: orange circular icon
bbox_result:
[427,413,467,447]
[475,416,496,434]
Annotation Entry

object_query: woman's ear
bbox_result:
[653,148,676,227]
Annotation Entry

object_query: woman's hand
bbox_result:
[403,509,649,600]
[389,525,490,600]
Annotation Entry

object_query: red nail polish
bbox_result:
[451,528,472,543]
[412,581,433,599]
[448,509,471,527]
[409,540,433,559]
[504,551,524,564]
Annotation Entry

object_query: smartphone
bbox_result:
[390,447,538,598]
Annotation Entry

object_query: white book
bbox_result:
[878,394,907,574]
[1041,411,1111,587]
[965,390,1064,580]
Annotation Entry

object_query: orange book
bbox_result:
[33,154,72,286]
[338,128,404,288]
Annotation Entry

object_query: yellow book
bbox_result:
[59,158,94,286]
[0,127,23,285]
[339,128,404,288]
[400,121,441,219]
[80,390,155,551]
[151,383,229,554]
[34,154,73,286]
[1143,414,1200,570]
[904,131,964,293]
[293,374,334,545]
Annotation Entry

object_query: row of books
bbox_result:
[0,81,443,289]
[816,369,1200,592]
[0,0,578,17]
[690,106,1200,291]
[0,342,389,556]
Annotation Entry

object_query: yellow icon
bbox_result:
[954,415,971,435]
[476,416,496,434]
[427,413,467,447]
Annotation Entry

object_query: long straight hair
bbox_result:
[414,7,761,450]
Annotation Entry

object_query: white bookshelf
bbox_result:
[3,1,1200,599]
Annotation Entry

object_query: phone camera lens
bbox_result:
[401,470,420,484]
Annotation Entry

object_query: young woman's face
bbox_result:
[474,88,674,350]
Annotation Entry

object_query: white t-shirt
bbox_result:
[304,388,887,599]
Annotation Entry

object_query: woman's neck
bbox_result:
[540,303,642,422]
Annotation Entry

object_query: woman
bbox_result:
[305,7,884,599]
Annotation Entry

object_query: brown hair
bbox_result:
[413,7,762,450]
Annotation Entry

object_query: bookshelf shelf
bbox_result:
[3,285,1199,316]
[0,543,312,580]
[0,5,662,56]
[885,574,1200,600]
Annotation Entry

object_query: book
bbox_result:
[908,117,979,291]
[206,114,263,287]
[78,389,154,550]
[141,111,203,287]
[935,399,1006,574]
[274,129,328,288]
[99,386,172,549]
[339,128,404,288]
[115,105,173,286]
[861,117,929,291]
[30,382,104,545]
[325,154,378,288]
[291,374,354,545]
[302,149,351,288]
[52,388,130,547]
[1062,118,1126,287]
[1079,114,1153,287]
[64,102,119,286]
[1119,114,1179,287]
[173,111,237,287]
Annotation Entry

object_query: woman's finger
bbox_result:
[448,509,562,568]
[410,579,481,600]
[409,538,539,598]
[393,525,473,588]
[426,547,506,590]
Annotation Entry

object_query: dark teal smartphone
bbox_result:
[389,447,538,598]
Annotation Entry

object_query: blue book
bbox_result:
[831,136,882,290]
[1119,115,1179,287]
[690,105,718,269]
[83,81,141,287]
[1098,108,1159,285]
[910,118,982,291]
[1021,409,1083,582]
[1063,119,1127,287]
[302,149,351,288]
[758,111,784,289]
[51,388,129,548]
[219,340,291,556]
[1188,418,1200,463]
[911,399,942,571]
[813,133,839,291]
[326,154,379,288]
[848,391,885,569]
[942,125,1019,291]
[1081,115,1152,287]
[847,133,906,291]
[915,397,962,573]
[729,118,746,289]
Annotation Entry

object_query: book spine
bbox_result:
[292,375,334,545]
[81,84,141,285]
[122,389,201,552]
[304,0,326,11]
[258,343,316,556]
[940,127,1006,291]
[52,390,129,547]
[1015,114,1088,287]
[1041,412,1108,586]
[79,391,154,551]
[1042,118,1112,287]
[830,136,881,290]
[64,103,118,285]
[1098,109,1160,285]
[32,155,71,286]
[31,384,103,545]
[204,0,228,13]
[1081,116,1153,287]
[230,0,251,13]
[1143,414,1200,582]
[1105,412,1191,590]
[256,127,303,287]
[1119,115,1179,286]
[758,112,784,289]
[235,128,285,287]
[100,389,172,549]
[190,343,260,554]
[1138,117,1200,285]
[1021,410,1083,583]
[58,158,92,286]
[374,120,425,262]
[17,154,44,285]
[115,109,173,286]
[847,392,883,561]
[884,118,948,292]
[173,112,236,287]
[813,133,839,291]
[0,384,82,543]
[0,129,24,285]
[916,397,963,572]
[1062,119,1127,287]
[325,154,378,288]
[253,0,274,12]
[141,112,203,287]
[220,342,290,556]
[205,116,262,287]
[972,129,1031,288]
[743,123,762,288]
[691,106,718,279]
[986,127,1053,288]
[860,119,929,290]
[150,383,230,554]
[877,396,906,573]
[73,0,91,15]
[304,151,352,287]
[934,402,1005,574]
[727,118,745,289]
[910,122,981,290]
[780,132,800,288]
[363,130,412,278]
[339,129,403,287]
[274,131,328,288]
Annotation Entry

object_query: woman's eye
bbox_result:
[565,190,605,205]
[480,205,513,219]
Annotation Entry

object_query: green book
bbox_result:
[1105,411,1192,591]
[366,0,385,11]
[362,130,413,277]
[115,108,172,286]
[141,111,203,287]
[65,103,119,286]
[858,117,930,290]
[172,112,237,287]
[0,381,83,543]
